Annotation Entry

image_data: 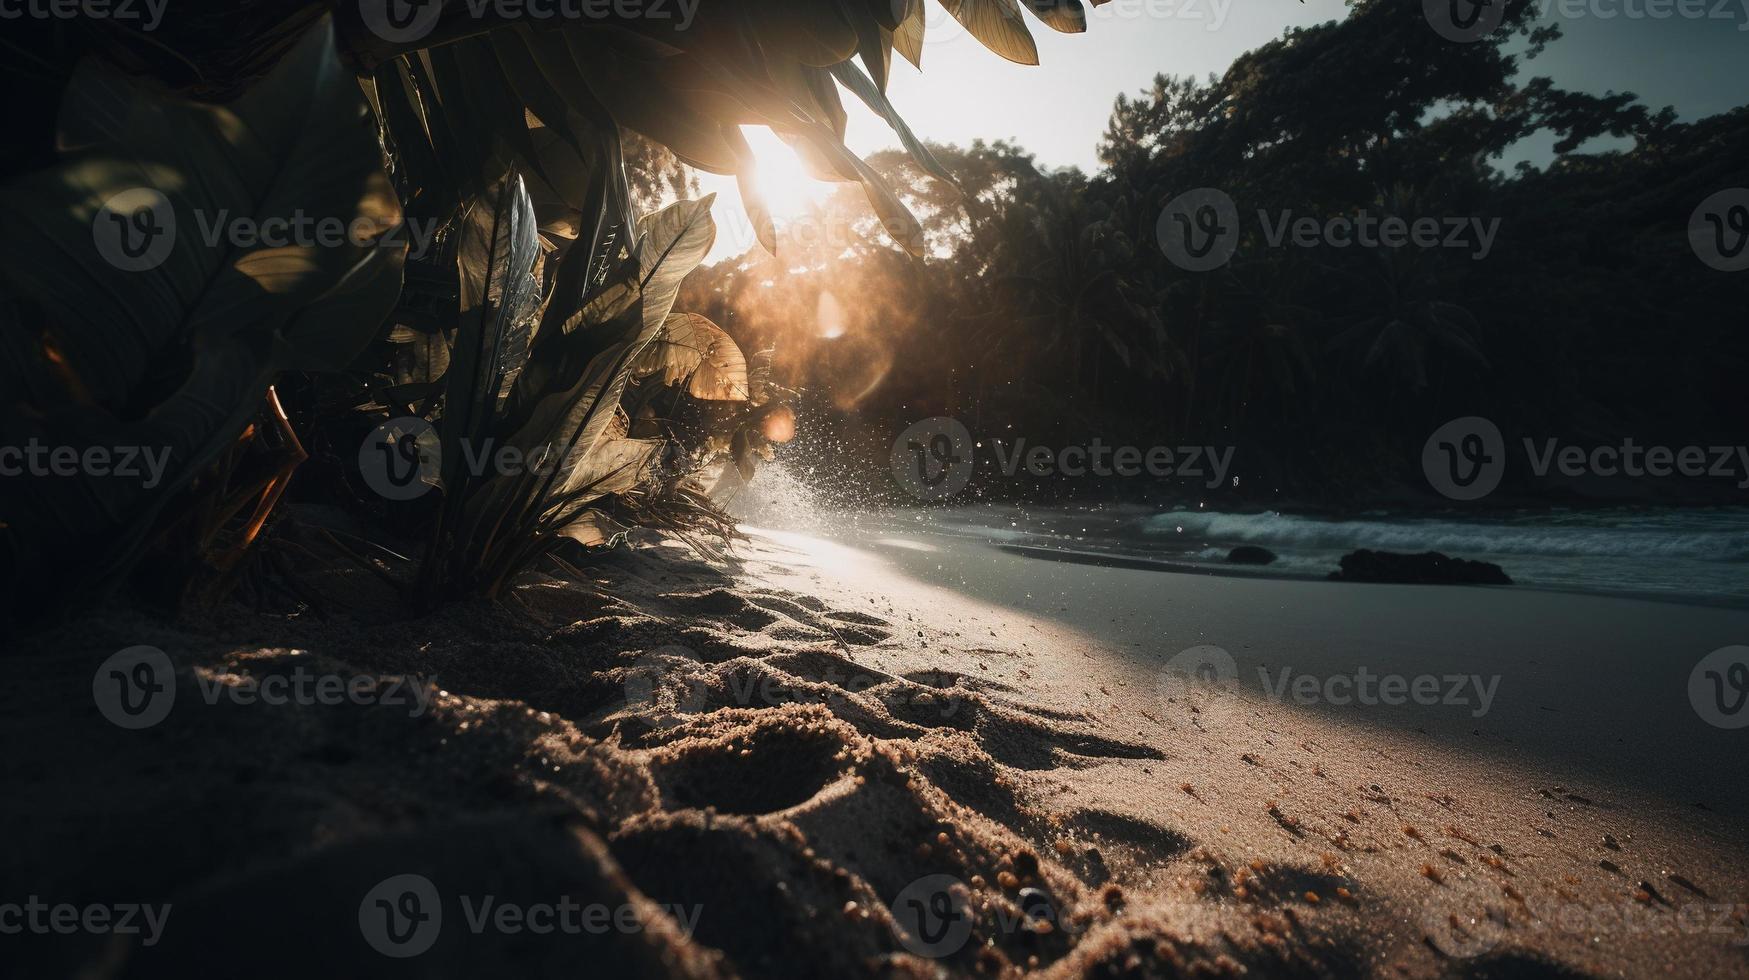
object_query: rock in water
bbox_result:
[1225,546,1277,565]
[1328,550,1512,585]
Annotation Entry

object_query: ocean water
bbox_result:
[924,505,1749,605]
[726,463,1749,604]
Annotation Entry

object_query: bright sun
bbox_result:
[742,126,837,221]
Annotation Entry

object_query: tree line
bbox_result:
[682,0,1748,508]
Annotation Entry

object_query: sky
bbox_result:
[700,0,1749,257]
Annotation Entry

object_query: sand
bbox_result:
[3,514,1746,978]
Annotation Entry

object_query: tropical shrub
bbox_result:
[0,0,1093,623]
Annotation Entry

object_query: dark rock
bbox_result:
[1225,545,1277,565]
[1328,549,1512,586]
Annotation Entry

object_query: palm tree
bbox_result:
[1325,187,1490,395]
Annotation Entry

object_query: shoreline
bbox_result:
[4,524,1745,977]
[988,540,1749,611]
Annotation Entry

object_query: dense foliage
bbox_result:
[685,0,1747,507]
[0,0,1092,624]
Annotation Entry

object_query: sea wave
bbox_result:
[1141,509,1749,562]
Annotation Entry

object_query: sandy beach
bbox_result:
[5,1,1746,977]
[5,514,1746,978]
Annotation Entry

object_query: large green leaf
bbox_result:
[939,0,1040,65]
[0,22,404,603]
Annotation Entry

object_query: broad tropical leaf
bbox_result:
[1021,0,1090,33]
[633,312,750,400]
[0,23,404,602]
[939,0,1040,65]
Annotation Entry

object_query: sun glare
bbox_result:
[742,126,837,221]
